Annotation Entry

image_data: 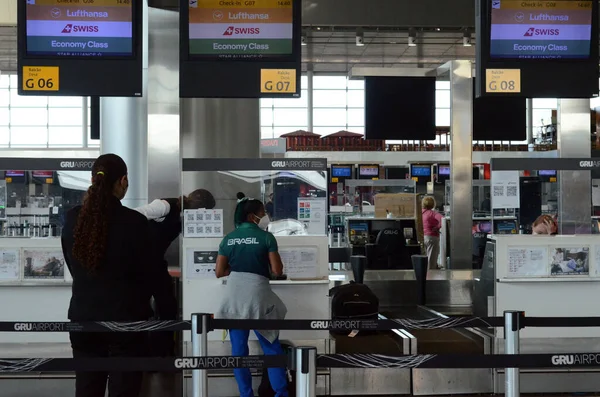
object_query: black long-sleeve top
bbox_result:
[61,197,168,321]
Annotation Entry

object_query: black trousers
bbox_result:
[70,332,148,397]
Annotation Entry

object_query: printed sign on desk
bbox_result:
[0,250,20,281]
[184,209,224,238]
[549,246,590,276]
[22,250,65,280]
[506,246,548,277]
[491,171,520,209]
[186,249,218,279]
[297,198,327,235]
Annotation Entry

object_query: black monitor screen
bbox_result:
[25,0,134,57]
[365,76,436,140]
[331,165,352,178]
[411,165,431,177]
[489,0,593,60]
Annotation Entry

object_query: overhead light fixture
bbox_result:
[463,31,472,47]
[408,29,417,47]
[356,28,364,47]
[301,32,307,46]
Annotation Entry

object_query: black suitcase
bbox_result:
[329,281,379,336]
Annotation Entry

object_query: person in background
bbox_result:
[215,196,288,397]
[265,193,275,219]
[481,193,491,212]
[532,214,558,235]
[61,154,167,397]
[134,188,216,356]
[422,196,444,269]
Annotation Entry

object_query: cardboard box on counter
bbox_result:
[374,193,424,245]
[374,193,417,218]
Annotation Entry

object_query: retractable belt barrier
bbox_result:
[5,312,600,397]
[4,315,600,332]
[2,353,600,373]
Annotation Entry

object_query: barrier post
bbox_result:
[191,313,210,397]
[504,311,524,397]
[295,346,316,397]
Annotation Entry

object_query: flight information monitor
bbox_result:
[25,0,133,57]
[489,0,593,59]
[188,0,293,60]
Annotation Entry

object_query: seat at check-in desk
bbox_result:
[364,228,413,270]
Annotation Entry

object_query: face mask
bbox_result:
[255,214,270,231]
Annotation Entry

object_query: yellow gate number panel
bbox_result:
[22,66,59,92]
[485,69,521,94]
[260,69,296,94]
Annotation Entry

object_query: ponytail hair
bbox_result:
[72,154,127,272]
[234,194,264,228]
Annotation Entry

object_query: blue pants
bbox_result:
[230,329,288,397]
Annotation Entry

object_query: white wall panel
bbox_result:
[0,0,17,26]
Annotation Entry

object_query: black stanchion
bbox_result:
[411,254,428,305]
[350,255,367,284]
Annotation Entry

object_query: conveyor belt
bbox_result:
[382,306,484,355]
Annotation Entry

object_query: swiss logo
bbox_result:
[61,24,73,33]
[223,26,234,36]
[523,27,534,37]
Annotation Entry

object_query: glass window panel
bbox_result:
[347,126,364,134]
[10,108,48,126]
[313,90,347,108]
[48,127,84,146]
[0,75,9,88]
[48,107,82,126]
[0,108,8,125]
[9,89,48,107]
[9,75,17,88]
[260,108,273,126]
[273,108,308,127]
[86,126,100,147]
[9,126,48,146]
[274,127,297,137]
[0,89,9,107]
[313,108,347,126]
[260,98,274,108]
[313,75,347,90]
[273,90,308,108]
[347,79,365,90]
[261,126,274,139]
[48,96,83,108]
[347,108,365,126]
[313,126,345,136]
[347,90,365,108]
[436,90,451,108]
[300,75,308,87]
[0,127,9,146]
[436,81,451,90]
[436,108,451,127]
[532,109,553,127]
[532,98,557,109]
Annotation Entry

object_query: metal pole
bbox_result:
[526,98,534,145]
[504,311,523,397]
[295,347,316,397]
[191,313,209,397]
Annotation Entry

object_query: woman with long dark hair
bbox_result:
[61,154,167,397]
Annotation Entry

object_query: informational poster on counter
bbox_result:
[186,249,218,279]
[297,198,327,235]
[184,209,224,238]
[491,171,520,209]
[0,250,19,281]
[507,246,548,277]
[279,246,319,279]
[549,246,589,276]
[22,250,65,280]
